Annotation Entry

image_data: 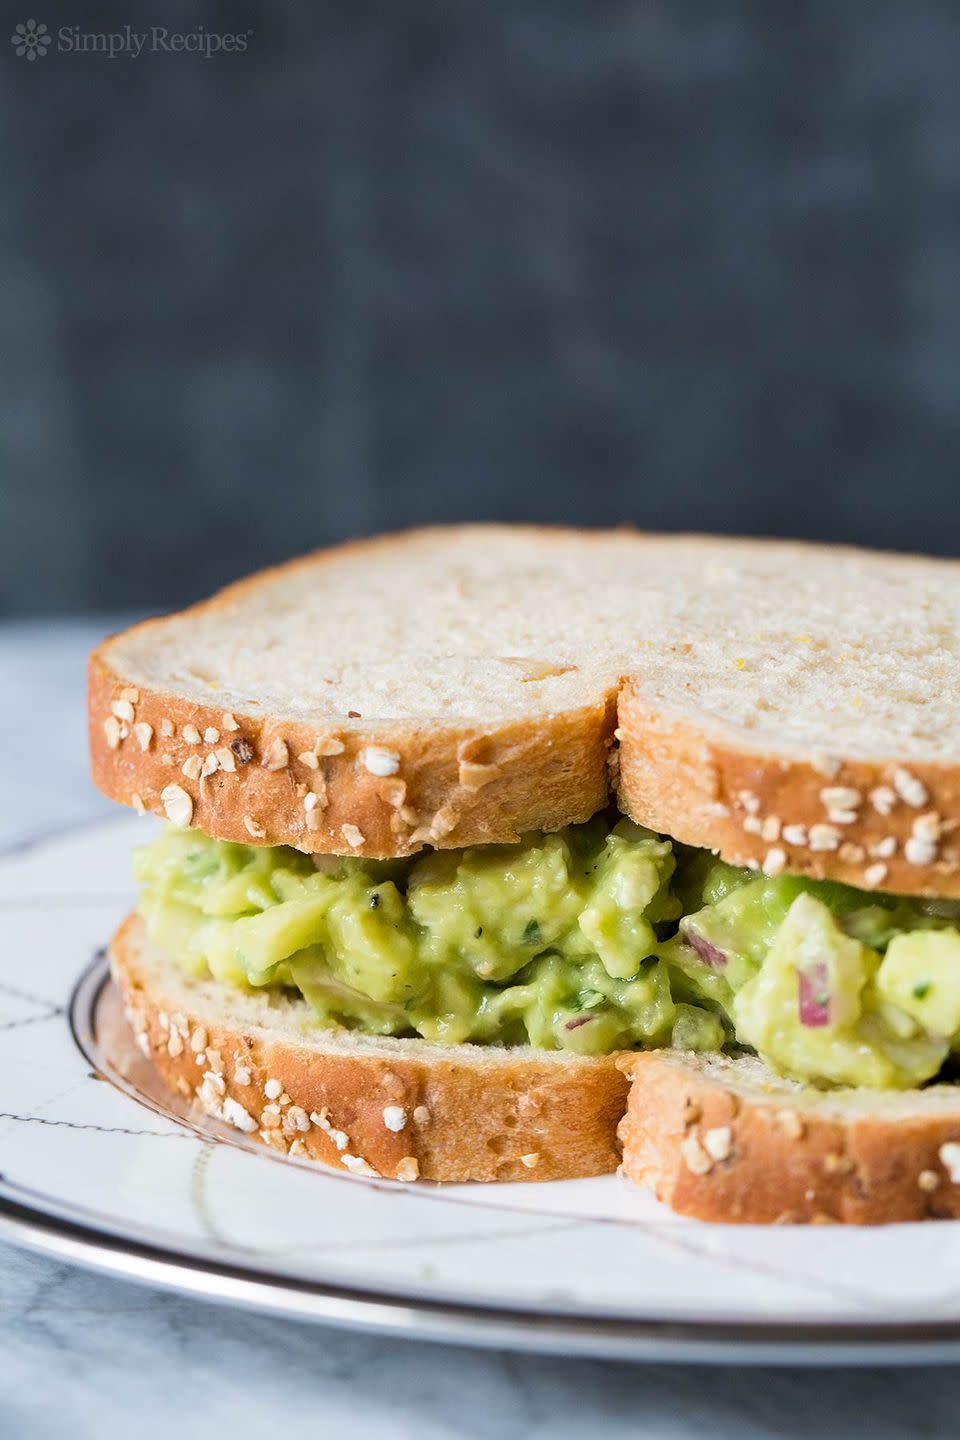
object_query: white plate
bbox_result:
[4,817,960,1365]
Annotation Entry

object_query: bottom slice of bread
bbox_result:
[617,1050,960,1223]
[110,913,628,1182]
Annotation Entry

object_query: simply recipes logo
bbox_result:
[10,20,251,60]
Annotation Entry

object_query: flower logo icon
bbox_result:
[10,19,50,59]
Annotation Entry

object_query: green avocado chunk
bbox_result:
[133,817,960,1086]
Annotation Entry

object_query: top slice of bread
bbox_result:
[89,525,960,895]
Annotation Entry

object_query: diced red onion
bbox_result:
[565,1015,593,1031]
[682,927,728,970]
[797,962,831,1027]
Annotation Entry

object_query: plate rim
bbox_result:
[7,1181,960,1364]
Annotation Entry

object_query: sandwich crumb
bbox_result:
[314,735,345,756]
[680,1133,713,1175]
[382,1105,407,1132]
[429,805,460,840]
[913,812,944,842]
[905,835,938,867]
[341,1153,379,1177]
[203,727,220,745]
[262,737,289,771]
[918,1169,941,1193]
[459,759,501,791]
[362,746,401,777]
[260,1129,288,1153]
[133,722,153,752]
[519,1152,540,1169]
[378,778,407,809]
[341,823,365,848]
[221,712,240,731]
[223,1097,258,1133]
[869,785,897,816]
[702,1126,733,1162]
[775,1108,805,1140]
[939,1142,960,1183]
[182,724,202,745]
[311,1107,349,1150]
[160,784,193,827]
[820,786,862,812]
[893,768,929,809]
[396,1157,420,1182]
[762,847,786,876]
[104,716,122,749]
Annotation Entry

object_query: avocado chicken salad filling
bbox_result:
[135,817,960,1091]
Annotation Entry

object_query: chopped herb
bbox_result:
[913,982,931,1000]
[579,990,604,1011]
[522,918,542,945]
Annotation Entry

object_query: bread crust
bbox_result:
[617,688,960,899]
[89,657,614,860]
[617,1051,960,1223]
[89,525,960,893]
[111,913,628,1183]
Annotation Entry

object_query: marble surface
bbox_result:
[3,619,960,1437]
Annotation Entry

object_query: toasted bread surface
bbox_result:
[111,913,628,1183]
[617,1050,960,1223]
[91,525,960,893]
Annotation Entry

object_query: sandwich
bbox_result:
[88,526,960,1222]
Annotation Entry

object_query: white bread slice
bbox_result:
[90,525,960,895]
[110,913,627,1183]
[617,1050,960,1224]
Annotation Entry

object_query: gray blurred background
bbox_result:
[3,0,960,617]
